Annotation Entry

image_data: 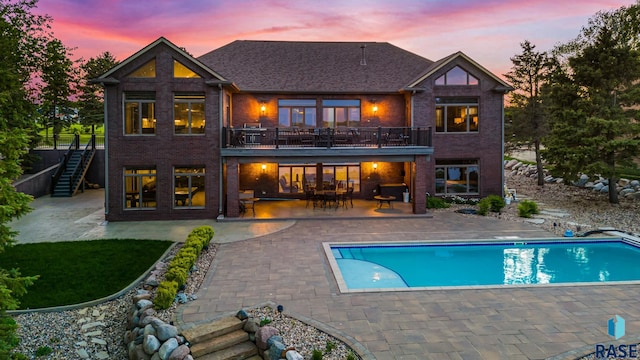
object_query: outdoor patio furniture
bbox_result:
[374,195,395,208]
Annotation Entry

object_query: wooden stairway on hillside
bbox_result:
[181,316,261,360]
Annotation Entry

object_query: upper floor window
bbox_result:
[174,60,201,78]
[278,99,316,128]
[435,97,478,133]
[435,66,478,86]
[322,99,360,128]
[174,94,205,134]
[124,92,156,135]
[128,59,156,78]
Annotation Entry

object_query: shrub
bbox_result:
[153,225,215,309]
[167,255,195,274]
[325,340,335,353]
[175,247,198,269]
[0,316,19,358]
[346,351,356,360]
[154,280,178,310]
[426,196,450,209]
[35,346,52,357]
[311,349,323,360]
[477,197,490,215]
[518,200,540,218]
[477,195,505,215]
[164,267,188,287]
[487,195,506,212]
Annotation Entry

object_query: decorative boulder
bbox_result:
[167,344,190,360]
[243,318,260,333]
[136,299,154,310]
[286,350,304,360]
[267,335,283,347]
[158,338,179,360]
[268,340,287,360]
[236,309,249,320]
[155,323,178,342]
[255,326,280,350]
[143,335,161,355]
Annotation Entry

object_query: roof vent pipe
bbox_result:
[360,44,367,66]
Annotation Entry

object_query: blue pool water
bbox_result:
[330,239,640,290]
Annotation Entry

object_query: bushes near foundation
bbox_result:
[518,200,540,218]
[477,195,506,215]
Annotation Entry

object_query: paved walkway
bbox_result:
[10,190,639,360]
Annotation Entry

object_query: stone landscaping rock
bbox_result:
[155,323,178,341]
[268,340,287,360]
[243,318,260,333]
[167,344,190,360]
[158,338,178,360]
[256,325,280,350]
[143,334,161,354]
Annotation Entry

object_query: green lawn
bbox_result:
[0,239,173,309]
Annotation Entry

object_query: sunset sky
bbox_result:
[34,0,636,77]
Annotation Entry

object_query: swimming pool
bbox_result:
[325,237,640,292]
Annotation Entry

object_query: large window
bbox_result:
[278,163,360,194]
[278,99,316,127]
[174,167,205,208]
[322,100,360,128]
[435,66,478,85]
[174,94,205,134]
[124,92,156,135]
[435,97,478,133]
[435,160,478,195]
[124,168,156,209]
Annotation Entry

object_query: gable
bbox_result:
[98,37,226,82]
[408,52,511,90]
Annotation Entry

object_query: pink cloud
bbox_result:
[33,0,637,77]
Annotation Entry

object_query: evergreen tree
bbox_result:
[504,40,551,186]
[544,4,640,204]
[77,52,118,131]
[40,38,77,136]
[0,0,44,314]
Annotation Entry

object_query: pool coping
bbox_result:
[323,232,640,294]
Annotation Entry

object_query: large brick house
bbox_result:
[96,37,511,221]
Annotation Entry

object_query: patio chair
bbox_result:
[340,187,354,208]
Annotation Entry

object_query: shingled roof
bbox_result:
[198,41,434,93]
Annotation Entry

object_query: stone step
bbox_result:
[190,329,249,358]
[195,341,258,360]
[181,316,244,344]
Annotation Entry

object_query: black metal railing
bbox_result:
[50,134,96,196]
[68,135,96,195]
[35,134,104,149]
[223,127,432,149]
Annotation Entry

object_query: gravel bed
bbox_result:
[10,172,640,359]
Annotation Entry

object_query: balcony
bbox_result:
[223,127,432,149]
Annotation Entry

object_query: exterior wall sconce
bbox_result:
[261,163,267,172]
[372,103,378,115]
[260,102,266,115]
[372,162,378,171]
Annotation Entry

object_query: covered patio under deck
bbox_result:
[222,196,432,221]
